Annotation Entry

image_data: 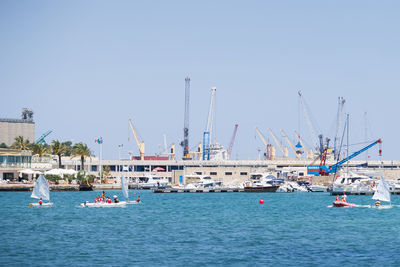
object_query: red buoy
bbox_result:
[259,199,264,204]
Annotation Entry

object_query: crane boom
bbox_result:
[298,91,320,151]
[330,139,382,173]
[227,124,238,160]
[182,77,190,157]
[128,119,145,160]
[35,130,52,144]
[267,128,287,157]
[281,130,300,159]
[294,130,314,159]
[255,127,268,148]
[333,97,345,160]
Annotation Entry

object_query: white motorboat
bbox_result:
[184,174,222,189]
[29,174,53,208]
[308,184,328,192]
[332,171,375,194]
[136,175,169,189]
[243,173,282,192]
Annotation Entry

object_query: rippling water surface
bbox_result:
[1,191,400,266]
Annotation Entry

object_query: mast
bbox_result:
[346,114,349,173]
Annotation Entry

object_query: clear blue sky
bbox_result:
[1,0,399,160]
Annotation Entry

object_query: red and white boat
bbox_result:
[333,200,357,207]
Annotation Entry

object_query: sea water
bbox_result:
[1,191,400,266]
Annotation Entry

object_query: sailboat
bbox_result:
[120,176,139,204]
[371,177,391,209]
[29,174,53,208]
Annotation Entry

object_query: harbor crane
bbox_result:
[128,119,145,160]
[267,128,288,158]
[35,130,52,144]
[181,77,191,159]
[159,143,175,160]
[294,130,313,159]
[202,87,217,160]
[255,127,275,160]
[298,91,321,155]
[281,130,301,159]
[307,139,382,176]
[333,97,345,160]
[227,124,238,160]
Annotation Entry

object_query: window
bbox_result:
[225,172,232,176]
[210,172,217,175]
[240,172,247,176]
[195,172,202,175]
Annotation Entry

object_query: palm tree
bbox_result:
[51,140,67,168]
[72,143,91,171]
[31,143,50,158]
[11,136,31,150]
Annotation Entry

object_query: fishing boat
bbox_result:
[29,174,53,208]
[371,177,391,209]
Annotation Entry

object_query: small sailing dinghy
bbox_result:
[29,174,53,208]
[371,177,391,209]
[120,176,139,204]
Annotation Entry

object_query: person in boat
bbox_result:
[136,195,140,203]
[335,195,339,201]
[114,195,119,203]
[106,197,112,204]
[375,200,381,207]
[39,198,43,206]
[341,193,347,202]
[101,191,105,201]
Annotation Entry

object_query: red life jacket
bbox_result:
[39,200,43,204]
[107,199,111,204]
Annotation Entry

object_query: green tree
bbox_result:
[62,141,73,156]
[31,143,50,157]
[51,140,67,168]
[0,143,8,148]
[11,136,31,150]
[72,142,91,171]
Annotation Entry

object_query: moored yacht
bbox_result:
[243,173,281,192]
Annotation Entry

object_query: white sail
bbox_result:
[372,177,391,203]
[31,174,50,201]
[121,176,129,200]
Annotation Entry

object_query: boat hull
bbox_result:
[80,202,127,208]
[244,186,279,192]
[29,202,53,208]
[333,200,357,207]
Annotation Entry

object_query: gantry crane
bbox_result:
[267,128,288,158]
[128,119,145,160]
[281,130,301,159]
